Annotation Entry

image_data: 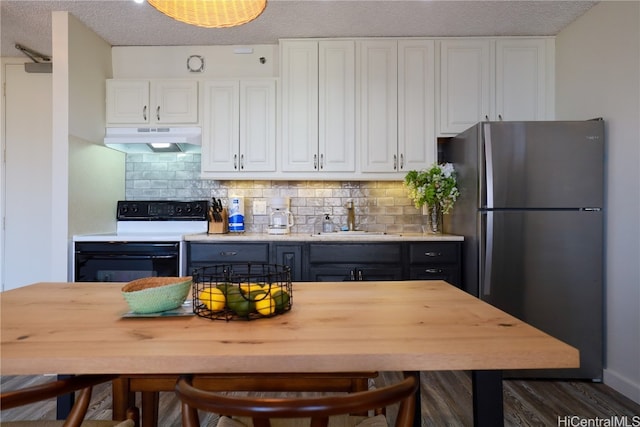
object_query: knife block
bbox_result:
[208,208,229,234]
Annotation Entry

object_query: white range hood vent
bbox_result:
[104,127,201,153]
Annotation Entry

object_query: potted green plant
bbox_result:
[404,163,460,233]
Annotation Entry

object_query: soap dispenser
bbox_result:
[322,214,334,233]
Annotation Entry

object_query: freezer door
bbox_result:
[483,121,604,208]
[479,210,603,379]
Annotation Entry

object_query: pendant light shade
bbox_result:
[147,0,267,28]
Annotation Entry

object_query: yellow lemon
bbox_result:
[255,296,276,316]
[199,288,225,311]
[240,282,264,295]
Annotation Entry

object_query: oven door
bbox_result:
[74,242,180,282]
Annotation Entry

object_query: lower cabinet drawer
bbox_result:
[408,266,460,287]
[189,243,270,265]
[309,243,402,264]
[408,243,459,264]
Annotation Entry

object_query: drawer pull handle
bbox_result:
[425,252,442,257]
[219,251,238,256]
[425,268,443,274]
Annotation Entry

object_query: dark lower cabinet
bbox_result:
[307,243,403,281]
[186,241,461,287]
[272,244,304,282]
[188,242,270,273]
[308,265,404,282]
[407,242,462,287]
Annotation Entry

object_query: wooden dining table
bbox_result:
[0,280,579,427]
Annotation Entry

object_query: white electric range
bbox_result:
[72,200,208,281]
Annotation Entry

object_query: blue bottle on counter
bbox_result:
[228,196,245,232]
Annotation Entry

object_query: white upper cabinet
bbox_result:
[201,79,276,174]
[280,40,355,173]
[359,39,435,174]
[494,38,554,122]
[438,38,554,135]
[106,79,198,125]
[438,40,491,135]
[398,40,436,172]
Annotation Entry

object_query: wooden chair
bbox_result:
[175,372,419,427]
[113,372,379,427]
[0,374,139,427]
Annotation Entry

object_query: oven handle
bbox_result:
[77,254,178,260]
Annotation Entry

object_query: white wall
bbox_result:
[51,12,124,281]
[556,1,640,403]
[111,45,278,79]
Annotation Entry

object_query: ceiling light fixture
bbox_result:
[147,0,267,28]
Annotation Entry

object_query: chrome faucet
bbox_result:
[346,201,356,231]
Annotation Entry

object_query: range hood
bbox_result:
[104,127,201,153]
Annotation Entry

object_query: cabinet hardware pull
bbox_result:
[393,154,397,170]
[220,251,238,256]
[424,252,442,257]
[143,105,147,121]
[485,115,489,121]
[425,268,443,274]
[350,270,355,281]
[314,154,318,170]
[358,270,363,281]
[498,114,503,121]
[320,154,324,170]
[234,154,238,170]
[400,154,404,169]
[240,154,245,170]
[156,106,160,121]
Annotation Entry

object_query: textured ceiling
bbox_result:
[1,0,597,59]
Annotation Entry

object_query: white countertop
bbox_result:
[184,232,463,242]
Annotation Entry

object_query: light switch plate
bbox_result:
[253,200,267,215]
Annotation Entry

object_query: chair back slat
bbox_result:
[176,373,418,427]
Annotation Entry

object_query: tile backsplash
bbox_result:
[125,153,425,234]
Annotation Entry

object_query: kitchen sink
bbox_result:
[311,231,401,238]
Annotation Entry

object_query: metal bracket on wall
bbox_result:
[15,43,52,73]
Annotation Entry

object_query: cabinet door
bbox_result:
[359,40,398,172]
[281,41,319,172]
[438,40,491,135]
[319,40,356,172]
[106,80,149,124]
[308,265,403,281]
[273,243,304,282]
[495,39,551,121]
[153,80,199,124]
[398,40,436,172]
[240,80,276,172]
[202,80,240,173]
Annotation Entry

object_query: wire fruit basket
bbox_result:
[192,263,292,321]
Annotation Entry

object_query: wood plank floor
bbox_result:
[2,372,639,426]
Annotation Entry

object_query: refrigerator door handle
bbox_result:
[483,123,494,209]
[481,211,494,297]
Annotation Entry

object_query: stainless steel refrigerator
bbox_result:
[444,120,604,380]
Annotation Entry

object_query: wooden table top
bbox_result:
[0,281,579,375]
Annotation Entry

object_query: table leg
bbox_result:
[471,370,503,427]
[56,375,74,420]
[141,391,160,427]
[112,377,135,421]
[409,371,421,427]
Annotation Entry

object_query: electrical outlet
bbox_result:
[253,200,267,215]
